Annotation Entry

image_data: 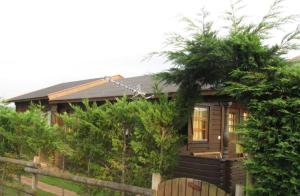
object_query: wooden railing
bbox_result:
[0,156,155,196]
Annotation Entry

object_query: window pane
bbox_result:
[243,112,248,121]
[228,112,235,132]
[192,106,208,141]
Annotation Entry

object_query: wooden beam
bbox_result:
[24,168,154,196]
[193,151,221,156]
[0,157,38,168]
[48,75,124,101]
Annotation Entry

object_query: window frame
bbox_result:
[242,111,249,122]
[191,105,210,143]
[228,112,236,133]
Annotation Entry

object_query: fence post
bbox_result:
[151,173,161,196]
[32,174,38,191]
[236,184,244,196]
[32,157,38,193]
[0,185,4,196]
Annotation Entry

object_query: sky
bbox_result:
[0,0,299,99]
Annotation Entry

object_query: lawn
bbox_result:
[38,175,83,193]
[2,185,55,196]
[38,176,120,196]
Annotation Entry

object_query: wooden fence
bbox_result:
[0,156,154,196]
[157,178,229,196]
[174,155,246,194]
[0,156,230,196]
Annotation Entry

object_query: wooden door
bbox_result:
[157,178,228,196]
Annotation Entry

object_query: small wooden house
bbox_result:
[9,74,246,194]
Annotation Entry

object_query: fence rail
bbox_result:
[25,167,154,195]
[0,157,38,168]
[0,156,154,196]
[0,180,35,195]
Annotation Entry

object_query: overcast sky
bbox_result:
[0,0,299,98]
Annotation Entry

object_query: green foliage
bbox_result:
[157,0,299,118]
[38,176,84,194]
[62,95,180,188]
[224,65,300,195]
[0,95,178,191]
[61,100,112,180]
[0,104,60,159]
[131,95,179,179]
[0,103,65,187]
[157,0,300,195]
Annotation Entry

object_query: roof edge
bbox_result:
[8,96,49,103]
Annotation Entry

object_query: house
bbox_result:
[9,74,246,194]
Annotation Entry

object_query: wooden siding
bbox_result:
[174,156,223,186]
[15,100,51,112]
[173,155,246,194]
[187,102,223,154]
[15,102,30,112]
[157,178,229,196]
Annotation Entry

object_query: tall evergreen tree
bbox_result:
[156,0,300,195]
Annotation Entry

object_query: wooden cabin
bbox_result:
[9,74,246,194]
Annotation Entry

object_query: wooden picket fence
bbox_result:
[0,156,229,196]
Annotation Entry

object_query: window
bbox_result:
[228,112,236,132]
[242,112,249,121]
[192,106,209,142]
[236,111,248,155]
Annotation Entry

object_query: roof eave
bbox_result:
[8,96,49,103]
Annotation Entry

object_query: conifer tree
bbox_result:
[156,0,300,194]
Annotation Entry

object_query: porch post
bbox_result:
[50,104,58,125]
[222,102,232,159]
[50,104,62,168]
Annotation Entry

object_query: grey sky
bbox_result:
[0,0,299,98]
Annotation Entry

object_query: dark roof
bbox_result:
[51,75,178,102]
[10,74,213,103]
[9,77,103,102]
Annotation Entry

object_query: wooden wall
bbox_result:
[15,101,31,112]
[15,100,51,112]
[187,102,223,154]
[185,100,247,159]
[15,101,71,114]
[173,155,246,194]
[174,155,222,186]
